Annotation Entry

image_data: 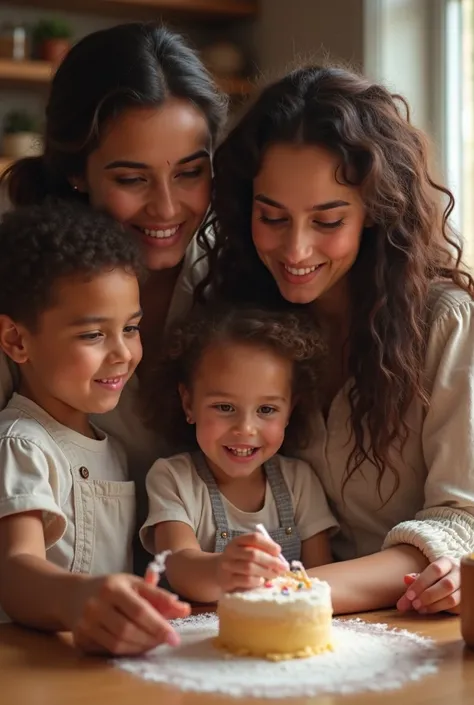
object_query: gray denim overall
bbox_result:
[193,452,301,563]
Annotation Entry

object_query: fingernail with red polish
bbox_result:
[404,573,418,586]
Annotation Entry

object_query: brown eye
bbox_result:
[258,405,277,415]
[213,404,234,413]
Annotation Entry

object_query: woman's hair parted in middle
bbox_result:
[198,63,474,498]
[3,23,227,207]
[144,307,327,452]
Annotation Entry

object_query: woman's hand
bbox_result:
[71,573,190,655]
[216,532,288,593]
[396,556,460,614]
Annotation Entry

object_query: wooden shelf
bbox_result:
[0,59,53,84]
[11,0,258,20]
[0,58,254,96]
[102,0,257,16]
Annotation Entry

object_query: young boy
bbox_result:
[0,200,188,654]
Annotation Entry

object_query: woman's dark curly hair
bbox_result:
[197,64,474,497]
[144,307,327,452]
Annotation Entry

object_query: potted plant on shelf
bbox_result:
[3,110,43,160]
[32,18,73,65]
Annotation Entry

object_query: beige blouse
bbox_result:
[297,281,474,563]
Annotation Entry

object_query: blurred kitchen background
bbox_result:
[0,0,472,261]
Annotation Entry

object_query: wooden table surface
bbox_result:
[0,610,473,705]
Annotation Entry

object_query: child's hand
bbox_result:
[216,532,288,593]
[396,557,460,614]
[71,573,191,655]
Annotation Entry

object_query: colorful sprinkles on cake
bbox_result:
[263,559,313,593]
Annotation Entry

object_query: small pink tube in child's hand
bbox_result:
[144,550,172,586]
[255,523,289,568]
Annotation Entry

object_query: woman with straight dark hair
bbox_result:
[201,64,474,616]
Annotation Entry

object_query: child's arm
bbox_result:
[154,521,221,602]
[0,511,190,654]
[301,530,333,569]
[155,521,287,603]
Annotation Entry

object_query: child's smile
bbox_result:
[18,269,142,436]
[224,444,261,460]
[180,341,293,482]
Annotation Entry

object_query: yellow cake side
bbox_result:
[216,602,333,661]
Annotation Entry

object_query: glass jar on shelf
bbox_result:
[0,23,29,61]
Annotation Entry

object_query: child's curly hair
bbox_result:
[144,307,327,451]
[0,198,142,330]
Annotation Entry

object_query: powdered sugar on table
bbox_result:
[114,613,440,698]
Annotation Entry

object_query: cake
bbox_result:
[216,568,333,661]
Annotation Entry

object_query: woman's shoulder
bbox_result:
[426,280,474,326]
[423,280,474,384]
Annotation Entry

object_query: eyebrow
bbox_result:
[205,392,287,402]
[104,149,210,171]
[178,148,210,165]
[69,309,143,326]
[254,194,350,211]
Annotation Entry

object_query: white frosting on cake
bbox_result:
[219,577,331,618]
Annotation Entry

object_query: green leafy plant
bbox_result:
[32,18,73,43]
[3,110,38,135]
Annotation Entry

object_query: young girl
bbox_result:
[202,64,474,615]
[0,200,189,654]
[140,308,338,603]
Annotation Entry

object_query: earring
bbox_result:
[72,185,78,191]
[186,415,194,424]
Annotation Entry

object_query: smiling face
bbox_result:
[11,269,142,435]
[251,143,367,311]
[180,342,293,483]
[78,99,212,272]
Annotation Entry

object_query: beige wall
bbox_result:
[363,0,435,136]
[255,0,364,77]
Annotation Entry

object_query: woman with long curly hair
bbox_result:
[199,65,474,615]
